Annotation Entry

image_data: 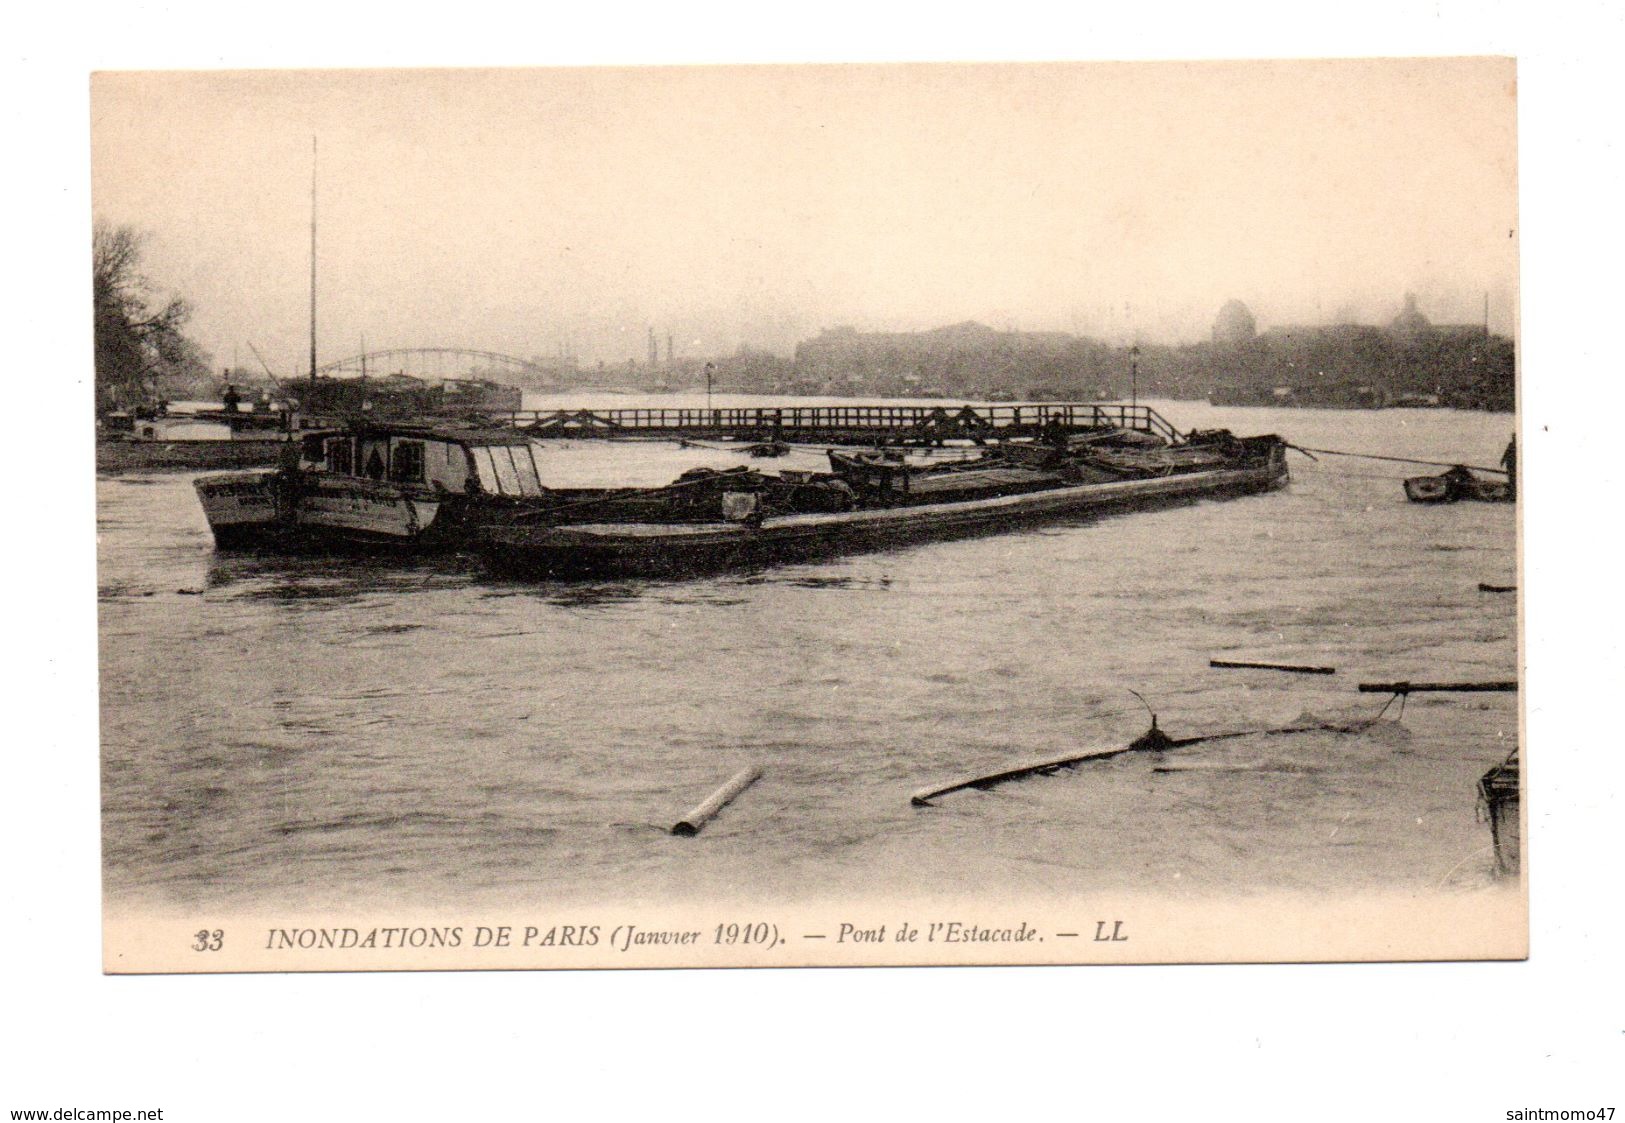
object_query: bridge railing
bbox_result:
[494,402,1182,443]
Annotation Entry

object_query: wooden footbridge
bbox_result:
[490,402,1182,447]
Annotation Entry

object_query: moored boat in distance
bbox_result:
[481,410,1289,579]
[286,373,522,421]
[97,409,291,473]
[194,421,547,550]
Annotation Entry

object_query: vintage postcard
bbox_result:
[94,58,1523,973]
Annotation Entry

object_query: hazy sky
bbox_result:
[91,59,1518,371]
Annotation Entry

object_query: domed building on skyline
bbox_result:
[1389,293,1434,345]
[1212,299,1257,345]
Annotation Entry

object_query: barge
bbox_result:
[481,421,1289,579]
[97,410,290,474]
[194,406,1288,571]
[288,372,522,421]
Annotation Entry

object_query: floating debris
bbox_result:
[912,710,1394,806]
[1151,763,1321,775]
[1210,658,1336,675]
[911,723,1175,806]
[1357,681,1517,695]
[671,767,763,837]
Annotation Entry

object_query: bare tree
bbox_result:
[93,220,204,413]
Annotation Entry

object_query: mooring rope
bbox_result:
[1286,443,1508,476]
[1289,467,1425,483]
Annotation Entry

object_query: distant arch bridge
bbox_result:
[314,348,551,382]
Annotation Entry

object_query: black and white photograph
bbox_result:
[13,0,1625,1112]
[88,57,1530,972]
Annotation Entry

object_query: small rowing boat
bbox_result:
[1403,465,1513,504]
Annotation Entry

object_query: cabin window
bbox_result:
[488,445,521,495]
[438,443,467,493]
[391,440,426,484]
[463,445,542,496]
[471,447,501,493]
[511,445,543,495]
[324,436,354,475]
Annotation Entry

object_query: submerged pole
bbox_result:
[671,766,762,836]
[1357,681,1518,694]
[912,722,1175,807]
[1210,659,1337,675]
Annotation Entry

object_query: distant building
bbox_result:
[1212,300,1257,345]
[1206,293,1513,409]
[1389,293,1433,346]
[793,321,1090,397]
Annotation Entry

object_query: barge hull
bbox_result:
[484,457,1287,579]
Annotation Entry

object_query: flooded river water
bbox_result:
[98,397,1518,913]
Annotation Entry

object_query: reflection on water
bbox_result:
[205,552,477,599]
[760,574,895,591]
[98,401,1519,911]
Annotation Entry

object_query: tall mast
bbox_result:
[309,136,318,381]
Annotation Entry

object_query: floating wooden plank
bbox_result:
[1478,583,1516,593]
[671,767,764,836]
[911,725,1175,806]
[1357,681,1518,695]
[1210,659,1336,675]
[1152,764,1312,774]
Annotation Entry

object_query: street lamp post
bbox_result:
[706,362,716,418]
[1130,344,1140,409]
